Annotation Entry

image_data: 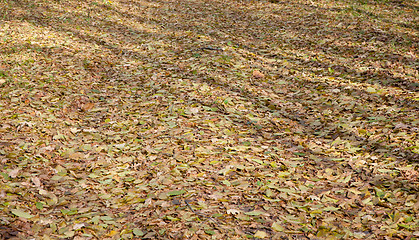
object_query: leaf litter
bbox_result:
[0,0,418,239]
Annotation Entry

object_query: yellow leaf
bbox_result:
[366,87,376,93]
[106,230,118,237]
[254,230,267,238]
[272,221,284,232]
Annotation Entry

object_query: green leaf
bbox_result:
[166,121,177,128]
[35,202,43,210]
[166,216,180,221]
[88,173,100,179]
[64,230,75,238]
[244,210,265,216]
[276,188,296,193]
[124,177,135,182]
[222,180,231,186]
[167,190,186,196]
[11,209,34,219]
[91,216,100,224]
[366,87,376,93]
[133,228,144,236]
[272,221,284,232]
[0,172,10,181]
[251,158,265,165]
[101,216,113,221]
[322,206,339,212]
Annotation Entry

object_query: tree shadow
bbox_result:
[1,0,418,236]
[298,0,419,32]
[4,0,417,164]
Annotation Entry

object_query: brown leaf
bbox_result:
[31,177,41,188]
[252,70,265,79]
[9,168,20,178]
[81,102,94,112]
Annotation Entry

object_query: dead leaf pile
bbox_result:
[0,0,418,239]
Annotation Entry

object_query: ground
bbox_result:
[0,0,418,239]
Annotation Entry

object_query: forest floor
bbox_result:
[0,0,418,239]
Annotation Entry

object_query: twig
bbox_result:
[200,46,223,51]
[184,200,222,228]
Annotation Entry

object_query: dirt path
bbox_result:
[0,0,418,239]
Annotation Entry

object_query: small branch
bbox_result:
[184,200,222,228]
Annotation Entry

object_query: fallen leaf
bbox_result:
[245,210,265,216]
[366,87,376,93]
[167,190,186,196]
[81,102,94,112]
[73,223,85,230]
[8,168,20,178]
[227,209,241,215]
[272,221,284,232]
[254,230,267,238]
[11,209,34,219]
[31,177,41,187]
[252,70,265,79]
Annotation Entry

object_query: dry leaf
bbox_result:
[272,221,284,232]
[9,168,20,178]
[0,0,417,238]
[81,102,94,112]
[73,223,85,230]
[254,230,267,238]
[227,209,241,215]
[31,177,41,187]
[252,70,265,79]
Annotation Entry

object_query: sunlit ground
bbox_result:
[0,0,418,238]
